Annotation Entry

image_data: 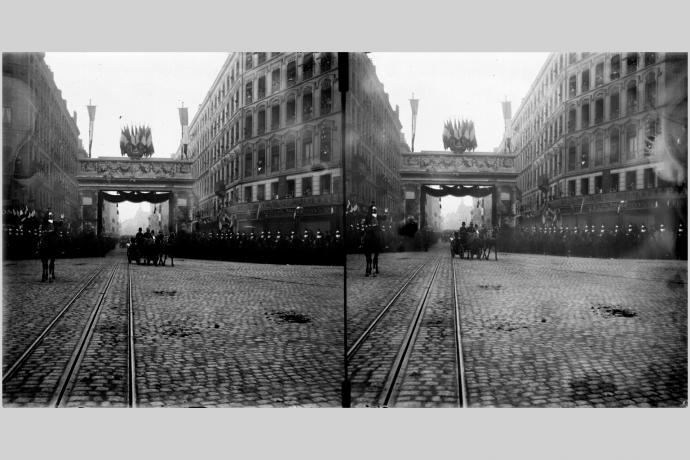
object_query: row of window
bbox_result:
[194,84,335,174]
[566,119,659,171]
[242,127,333,179]
[520,118,660,192]
[567,53,656,98]
[519,72,658,169]
[523,166,676,212]
[197,127,335,198]
[245,52,333,78]
[564,167,668,198]
[191,53,335,157]
[241,174,333,202]
[567,73,657,132]
[512,53,659,159]
[244,81,333,137]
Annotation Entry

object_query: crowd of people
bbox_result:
[494,223,687,260]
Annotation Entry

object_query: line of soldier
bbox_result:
[171,228,344,266]
[497,223,686,260]
[3,222,118,259]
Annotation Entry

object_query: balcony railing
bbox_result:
[549,187,685,211]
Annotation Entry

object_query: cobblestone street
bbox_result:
[3,250,343,407]
[347,246,688,407]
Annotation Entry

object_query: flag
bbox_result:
[579,198,585,214]
[146,127,154,154]
[119,131,126,155]
[256,203,262,220]
[178,107,189,126]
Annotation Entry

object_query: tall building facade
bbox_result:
[346,53,407,222]
[185,52,343,234]
[509,52,687,229]
[3,52,85,223]
[101,201,121,235]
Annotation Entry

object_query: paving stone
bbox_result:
[347,248,687,408]
[4,250,343,407]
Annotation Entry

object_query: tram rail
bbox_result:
[3,260,138,408]
[347,258,432,360]
[348,251,469,408]
[2,263,110,383]
[377,256,443,407]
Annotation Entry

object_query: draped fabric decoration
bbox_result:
[422,185,494,198]
[100,191,172,204]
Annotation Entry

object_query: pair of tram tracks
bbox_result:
[3,261,138,408]
[348,254,468,407]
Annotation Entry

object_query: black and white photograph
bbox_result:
[1,1,689,459]
[344,52,687,408]
[2,52,345,407]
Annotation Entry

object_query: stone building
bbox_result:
[346,52,407,223]
[508,52,687,229]
[185,52,342,234]
[3,52,86,223]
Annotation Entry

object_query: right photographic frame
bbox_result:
[343,52,688,408]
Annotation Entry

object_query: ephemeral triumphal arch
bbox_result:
[76,157,195,235]
[399,151,519,229]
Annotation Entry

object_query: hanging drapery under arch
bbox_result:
[422,185,495,198]
[99,191,172,204]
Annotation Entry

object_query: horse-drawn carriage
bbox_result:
[450,227,498,261]
[127,234,175,266]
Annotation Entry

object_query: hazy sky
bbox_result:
[45,52,548,158]
[44,53,228,223]
[368,53,549,219]
[369,52,549,152]
[44,52,229,158]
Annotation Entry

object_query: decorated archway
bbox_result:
[400,151,519,230]
[76,157,195,236]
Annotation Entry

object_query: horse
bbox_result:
[38,225,62,282]
[480,227,498,261]
[134,237,159,266]
[157,233,176,267]
[361,223,382,277]
[464,232,483,260]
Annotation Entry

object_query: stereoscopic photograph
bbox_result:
[343,52,687,408]
[2,51,687,410]
[2,52,345,407]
